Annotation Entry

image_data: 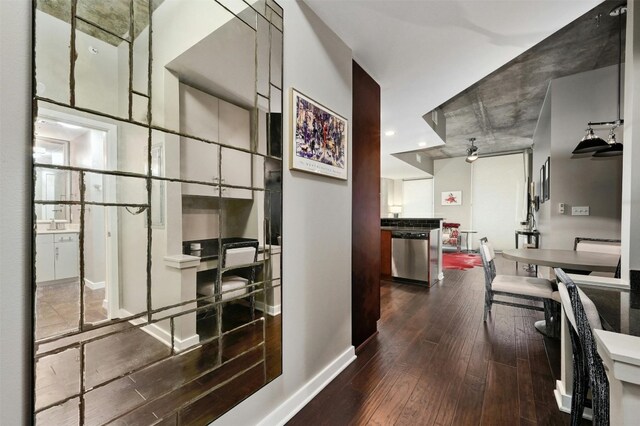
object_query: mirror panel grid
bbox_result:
[33,0,283,424]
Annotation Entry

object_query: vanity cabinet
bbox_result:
[36,233,79,283]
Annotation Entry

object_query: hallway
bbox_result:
[289,255,578,425]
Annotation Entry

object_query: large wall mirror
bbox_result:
[32,0,283,423]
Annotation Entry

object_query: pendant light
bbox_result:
[572,126,608,154]
[593,129,623,157]
[573,3,626,157]
[465,138,479,163]
[592,3,626,157]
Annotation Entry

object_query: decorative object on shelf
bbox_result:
[290,89,348,180]
[389,205,402,218]
[441,191,462,206]
[572,3,626,157]
[465,137,479,163]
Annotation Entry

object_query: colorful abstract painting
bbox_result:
[291,89,348,180]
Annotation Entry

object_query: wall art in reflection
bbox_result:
[291,89,348,180]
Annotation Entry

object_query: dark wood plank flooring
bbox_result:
[289,254,581,426]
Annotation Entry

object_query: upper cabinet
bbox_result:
[178,83,252,199]
[219,99,250,151]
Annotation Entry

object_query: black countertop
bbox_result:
[183,237,258,261]
[581,286,640,337]
[381,218,442,232]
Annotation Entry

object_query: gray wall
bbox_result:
[0,1,31,423]
[534,65,623,249]
[532,85,552,246]
[433,156,473,226]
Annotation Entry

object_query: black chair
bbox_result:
[555,268,609,426]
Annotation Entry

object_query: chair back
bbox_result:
[574,237,621,255]
[555,268,609,425]
[478,237,496,290]
[220,241,259,276]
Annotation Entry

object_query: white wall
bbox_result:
[533,65,623,249]
[0,1,31,423]
[215,1,354,424]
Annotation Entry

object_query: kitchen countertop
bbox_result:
[36,228,80,234]
[381,226,440,232]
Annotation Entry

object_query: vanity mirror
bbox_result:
[32,0,283,424]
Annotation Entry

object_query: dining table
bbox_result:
[501,248,619,273]
[500,249,638,423]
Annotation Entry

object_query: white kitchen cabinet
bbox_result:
[221,147,252,199]
[36,232,79,283]
[180,137,221,197]
[219,99,250,150]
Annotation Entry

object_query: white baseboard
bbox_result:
[554,380,592,420]
[84,278,105,290]
[120,309,200,352]
[254,300,282,316]
[256,346,356,426]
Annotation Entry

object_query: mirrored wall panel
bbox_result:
[33,0,283,423]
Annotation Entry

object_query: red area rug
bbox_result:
[443,252,483,270]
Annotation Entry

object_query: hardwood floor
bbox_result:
[289,254,583,426]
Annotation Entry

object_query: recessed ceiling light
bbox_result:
[384,130,395,136]
[418,142,427,147]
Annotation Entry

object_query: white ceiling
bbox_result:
[304,0,602,179]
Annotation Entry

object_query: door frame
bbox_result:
[38,107,120,319]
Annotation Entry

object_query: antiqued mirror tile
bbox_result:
[35,347,81,412]
[33,0,283,422]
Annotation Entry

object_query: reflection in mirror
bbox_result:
[34,1,283,424]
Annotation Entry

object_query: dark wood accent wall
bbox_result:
[352,61,381,350]
[381,230,391,277]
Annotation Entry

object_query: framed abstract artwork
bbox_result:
[290,89,348,180]
[441,191,462,206]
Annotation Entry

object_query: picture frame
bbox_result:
[441,190,462,206]
[539,165,545,204]
[290,89,348,180]
[544,157,550,201]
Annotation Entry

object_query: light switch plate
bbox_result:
[572,206,590,216]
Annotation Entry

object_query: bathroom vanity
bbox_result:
[35,230,79,283]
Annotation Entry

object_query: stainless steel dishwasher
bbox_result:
[391,231,431,285]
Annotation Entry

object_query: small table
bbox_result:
[458,230,477,252]
[514,230,540,271]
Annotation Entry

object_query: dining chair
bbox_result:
[479,237,556,331]
[555,268,609,426]
[197,240,260,319]
[574,237,621,279]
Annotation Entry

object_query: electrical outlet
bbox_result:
[572,206,590,216]
[559,203,565,214]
